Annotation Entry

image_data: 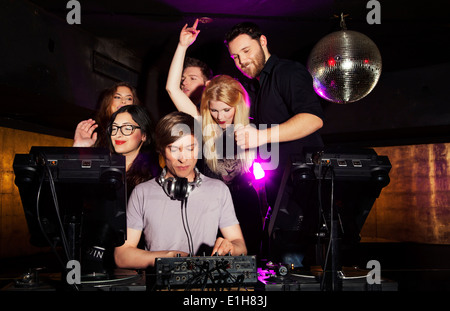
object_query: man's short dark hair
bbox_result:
[224,22,263,47]
[155,111,202,156]
[184,57,213,81]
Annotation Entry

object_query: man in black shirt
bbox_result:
[225,22,325,267]
[224,22,324,205]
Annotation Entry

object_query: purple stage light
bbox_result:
[253,161,265,180]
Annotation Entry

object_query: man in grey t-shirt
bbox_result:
[114,112,247,269]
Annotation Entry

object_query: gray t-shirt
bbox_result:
[126,173,239,255]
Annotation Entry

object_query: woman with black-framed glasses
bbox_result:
[107,105,160,197]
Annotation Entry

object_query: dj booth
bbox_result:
[265,146,392,291]
[8,146,395,292]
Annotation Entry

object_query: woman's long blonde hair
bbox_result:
[200,75,255,174]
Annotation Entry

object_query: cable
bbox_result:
[184,259,244,291]
[44,163,72,263]
[318,162,330,291]
[329,166,336,291]
[36,170,65,270]
[319,163,336,291]
[180,200,191,256]
[317,159,329,234]
[180,198,194,257]
[37,153,79,291]
[184,199,194,256]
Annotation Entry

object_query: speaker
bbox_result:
[157,167,202,201]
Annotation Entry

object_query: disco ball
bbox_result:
[307,30,382,104]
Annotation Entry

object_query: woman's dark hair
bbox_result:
[95,81,142,148]
[108,105,158,196]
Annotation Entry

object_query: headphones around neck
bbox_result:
[157,167,202,201]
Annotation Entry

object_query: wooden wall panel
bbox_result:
[362,143,450,244]
[0,127,73,258]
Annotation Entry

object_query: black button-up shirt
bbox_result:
[244,55,325,205]
[246,55,324,166]
[252,55,324,127]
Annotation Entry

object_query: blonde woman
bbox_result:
[166,20,262,255]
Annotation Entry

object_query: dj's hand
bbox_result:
[211,237,234,256]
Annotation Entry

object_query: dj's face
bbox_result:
[164,134,199,182]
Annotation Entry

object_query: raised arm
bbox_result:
[166,19,201,118]
[235,112,323,149]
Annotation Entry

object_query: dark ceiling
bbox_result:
[29,0,450,72]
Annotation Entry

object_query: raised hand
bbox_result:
[73,119,98,147]
[179,18,200,47]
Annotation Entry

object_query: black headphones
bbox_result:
[157,167,202,201]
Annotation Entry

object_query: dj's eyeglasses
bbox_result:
[110,124,141,136]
